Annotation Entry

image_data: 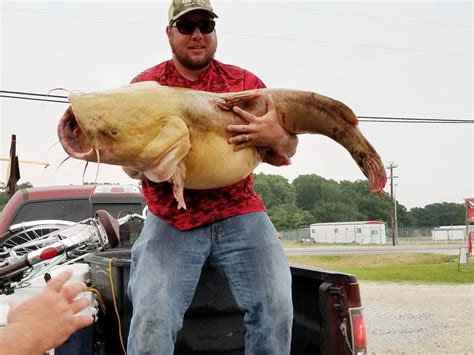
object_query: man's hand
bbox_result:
[1,269,94,354]
[226,95,298,166]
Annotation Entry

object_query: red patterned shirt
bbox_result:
[131,59,266,230]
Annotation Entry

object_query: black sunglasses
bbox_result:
[171,19,215,35]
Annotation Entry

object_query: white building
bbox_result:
[310,221,387,244]
[431,225,467,241]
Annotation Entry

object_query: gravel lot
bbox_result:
[360,282,474,354]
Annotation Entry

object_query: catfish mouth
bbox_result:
[58,106,96,160]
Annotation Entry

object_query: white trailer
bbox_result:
[310,221,387,244]
[431,225,467,241]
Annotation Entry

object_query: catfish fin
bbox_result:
[169,161,187,209]
[141,115,191,184]
[217,90,263,109]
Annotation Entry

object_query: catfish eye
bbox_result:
[111,128,118,136]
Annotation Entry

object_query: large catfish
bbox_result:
[58,81,387,209]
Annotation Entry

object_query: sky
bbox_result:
[0,0,472,210]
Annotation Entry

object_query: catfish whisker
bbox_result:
[43,88,72,111]
[56,156,71,172]
[94,147,100,185]
[82,161,89,187]
[46,88,72,96]
[49,141,61,151]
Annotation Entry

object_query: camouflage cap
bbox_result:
[168,0,218,23]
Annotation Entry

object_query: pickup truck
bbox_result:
[0,185,367,355]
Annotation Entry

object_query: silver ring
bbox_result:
[245,134,250,142]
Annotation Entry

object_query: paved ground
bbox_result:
[360,282,474,354]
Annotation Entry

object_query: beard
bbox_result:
[171,41,217,71]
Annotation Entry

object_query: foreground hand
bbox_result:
[1,269,94,354]
[226,95,298,166]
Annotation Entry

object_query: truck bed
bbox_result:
[87,249,360,355]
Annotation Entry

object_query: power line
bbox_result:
[221,31,470,57]
[0,90,69,104]
[7,5,471,30]
[0,94,68,104]
[1,90,471,125]
[245,2,472,29]
[4,7,160,28]
[1,90,68,99]
[4,7,470,57]
[358,116,473,124]
[358,119,472,124]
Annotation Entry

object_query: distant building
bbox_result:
[310,221,387,244]
[431,225,467,241]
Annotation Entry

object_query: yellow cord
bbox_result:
[84,286,107,314]
[108,257,127,355]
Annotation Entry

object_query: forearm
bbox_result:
[263,131,298,166]
[271,132,298,158]
[0,326,41,355]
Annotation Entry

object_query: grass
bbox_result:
[287,253,474,284]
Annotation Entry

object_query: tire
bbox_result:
[0,222,73,257]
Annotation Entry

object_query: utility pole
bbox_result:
[6,134,20,198]
[1,145,49,194]
[386,162,398,246]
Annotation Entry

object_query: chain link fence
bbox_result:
[394,227,467,245]
[279,226,468,245]
[278,228,311,242]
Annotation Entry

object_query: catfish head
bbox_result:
[57,82,192,183]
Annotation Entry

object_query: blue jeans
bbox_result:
[127,212,293,355]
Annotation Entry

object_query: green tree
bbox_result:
[268,204,313,230]
[409,202,465,227]
[312,200,364,222]
[0,182,33,211]
[395,204,414,227]
[356,195,391,223]
[254,173,294,209]
[293,174,325,211]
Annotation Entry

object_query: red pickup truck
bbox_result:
[0,185,367,355]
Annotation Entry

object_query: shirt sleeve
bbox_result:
[130,74,142,84]
[243,70,267,90]
[130,62,168,84]
[131,70,156,84]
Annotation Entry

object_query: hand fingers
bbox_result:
[73,315,94,331]
[228,133,251,145]
[232,106,254,122]
[70,297,91,314]
[45,269,73,292]
[233,141,254,151]
[227,124,249,134]
[61,283,86,302]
